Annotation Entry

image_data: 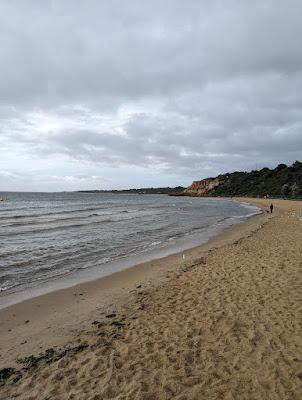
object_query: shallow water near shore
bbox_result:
[0,192,260,307]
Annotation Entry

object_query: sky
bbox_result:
[1,0,302,192]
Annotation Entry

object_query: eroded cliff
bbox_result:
[184,178,222,196]
[183,161,302,198]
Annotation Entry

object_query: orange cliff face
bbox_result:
[184,178,222,196]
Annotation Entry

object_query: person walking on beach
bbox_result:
[270,203,274,213]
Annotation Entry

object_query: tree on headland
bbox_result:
[185,161,302,199]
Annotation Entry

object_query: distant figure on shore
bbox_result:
[270,203,274,213]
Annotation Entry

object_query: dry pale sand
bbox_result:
[0,198,301,399]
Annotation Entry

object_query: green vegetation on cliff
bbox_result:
[209,161,302,198]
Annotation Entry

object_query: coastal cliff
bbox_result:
[184,178,222,196]
[183,161,302,198]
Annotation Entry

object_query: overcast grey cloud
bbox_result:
[1,0,302,191]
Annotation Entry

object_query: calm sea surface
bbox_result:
[0,192,259,302]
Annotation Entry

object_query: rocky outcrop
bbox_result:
[183,161,302,198]
[184,178,222,196]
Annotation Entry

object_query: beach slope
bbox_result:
[0,199,301,399]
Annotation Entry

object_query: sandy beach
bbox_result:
[0,198,301,399]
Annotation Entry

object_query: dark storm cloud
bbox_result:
[1,0,302,188]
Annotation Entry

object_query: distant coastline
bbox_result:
[77,186,185,195]
[77,161,302,200]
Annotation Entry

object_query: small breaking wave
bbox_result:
[0,193,257,301]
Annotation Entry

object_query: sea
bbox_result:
[0,192,260,307]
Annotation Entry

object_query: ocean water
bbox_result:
[0,192,259,303]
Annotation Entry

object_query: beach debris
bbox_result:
[24,320,30,324]
[17,343,88,371]
[0,367,22,385]
[105,313,116,318]
[0,368,15,381]
[110,321,125,328]
[181,253,186,268]
[0,368,22,386]
[92,320,104,330]
[136,284,142,289]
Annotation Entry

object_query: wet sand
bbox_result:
[0,198,301,399]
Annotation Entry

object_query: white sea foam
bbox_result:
[0,192,257,303]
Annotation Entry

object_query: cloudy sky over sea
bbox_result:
[1,0,302,191]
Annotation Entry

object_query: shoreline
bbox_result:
[0,198,266,369]
[0,198,260,310]
[1,197,301,399]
